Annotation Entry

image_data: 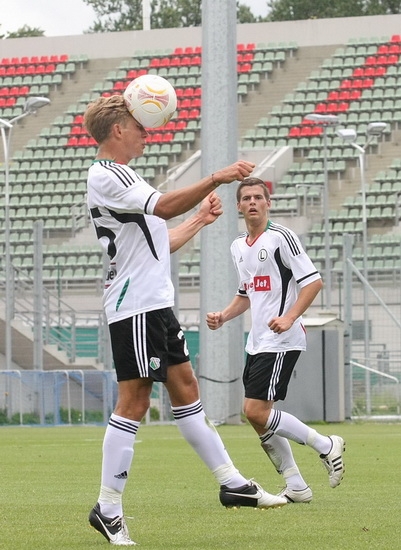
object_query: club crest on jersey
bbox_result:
[258,248,268,261]
[149,357,161,370]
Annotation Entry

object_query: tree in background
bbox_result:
[1,24,44,39]
[266,0,401,21]
[83,0,257,32]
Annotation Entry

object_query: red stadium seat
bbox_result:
[349,89,361,100]
[311,126,323,135]
[288,127,301,137]
[113,81,125,91]
[73,114,84,125]
[389,44,401,54]
[374,66,386,76]
[191,98,201,108]
[352,67,364,78]
[188,108,200,119]
[149,58,160,68]
[328,91,339,101]
[78,136,89,146]
[361,78,374,88]
[378,45,389,55]
[184,47,194,56]
[391,34,401,42]
[337,102,349,112]
[387,54,399,64]
[365,56,377,66]
[127,69,138,79]
[174,47,184,56]
[315,102,327,113]
[67,136,79,146]
[190,55,201,65]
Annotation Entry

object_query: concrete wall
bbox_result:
[0,14,400,59]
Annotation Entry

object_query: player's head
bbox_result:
[236,177,271,203]
[84,95,143,144]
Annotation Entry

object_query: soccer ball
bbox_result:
[123,74,177,128]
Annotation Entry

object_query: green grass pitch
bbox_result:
[2,422,400,549]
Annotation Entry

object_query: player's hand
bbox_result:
[206,311,224,330]
[213,160,255,185]
[198,192,223,225]
[268,316,293,334]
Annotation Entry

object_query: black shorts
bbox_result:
[243,350,301,402]
[109,307,190,382]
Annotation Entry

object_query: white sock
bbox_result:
[266,409,331,455]
[98,413,140,517]
[260,432,308,490]
[171,400,248,488]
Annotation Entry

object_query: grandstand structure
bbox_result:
[0,14,400,421]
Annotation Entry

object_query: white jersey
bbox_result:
[231,220,321,354]
[87,160,174,324]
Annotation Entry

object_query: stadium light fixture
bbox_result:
[304,113,340,311]
[337,121,387,413]
[24,96,51,115]
[1,96,51,371]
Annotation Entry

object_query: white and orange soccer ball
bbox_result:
[123,74,177,128]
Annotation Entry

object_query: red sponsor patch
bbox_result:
[254,275,271,291]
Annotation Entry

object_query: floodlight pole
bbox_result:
[305,114,339,310]
[1,97,50,370]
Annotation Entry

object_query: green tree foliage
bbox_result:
[1,24,44,39]
[83,0,257,32]
[266,0,401,21]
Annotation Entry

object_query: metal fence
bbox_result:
[0,369,170,426]
[341,234,401,420]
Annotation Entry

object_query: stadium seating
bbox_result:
[2,34,401,286]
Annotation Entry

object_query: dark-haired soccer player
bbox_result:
[84,96,286,546]
[207,177,345,505]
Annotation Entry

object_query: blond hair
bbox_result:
[84,95,131,144]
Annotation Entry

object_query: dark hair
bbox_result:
[236,177,271,202]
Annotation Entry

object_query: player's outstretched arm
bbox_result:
[169,192,223,253]
[206,295,250,330]
[154,160,255,220]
